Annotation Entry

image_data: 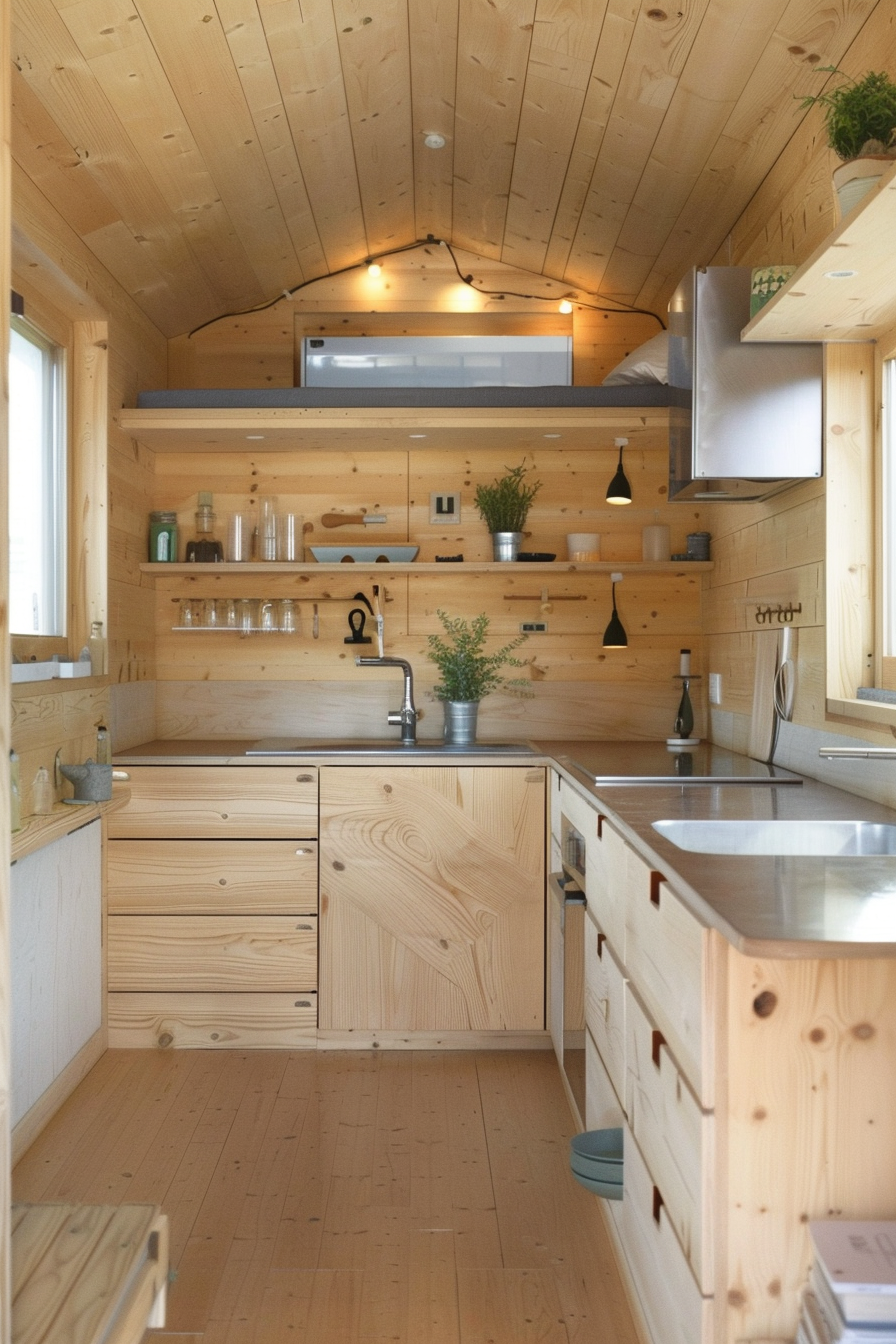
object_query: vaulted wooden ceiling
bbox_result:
[10,0,883,339]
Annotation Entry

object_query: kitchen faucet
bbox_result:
[356,656,419,745]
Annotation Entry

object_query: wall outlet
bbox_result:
[708,672,722,705]
[520,621,547,633]
[430,490,461,524]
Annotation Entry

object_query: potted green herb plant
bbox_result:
[798,68,896,216]
[474,462,542,561]
[426,610,530,743]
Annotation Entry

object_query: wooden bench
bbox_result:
[12,1203,168,1344]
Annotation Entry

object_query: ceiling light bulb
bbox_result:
[559,299,573,314]
[366,260,382,277]
[424,133,446,149]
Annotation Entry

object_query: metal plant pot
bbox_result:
[491,530,524,562]
[443,700,479,745]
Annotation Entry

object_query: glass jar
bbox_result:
[149,511,178,562]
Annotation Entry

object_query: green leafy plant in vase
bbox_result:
[426,609,530,743]
[474,461,542,561]
[797,67,896,216]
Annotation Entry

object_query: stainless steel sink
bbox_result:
[652,819,896,856]
[245,737,537,756]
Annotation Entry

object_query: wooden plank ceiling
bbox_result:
[10,0,883,338]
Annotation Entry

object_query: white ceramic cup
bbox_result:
[566,532,600,561]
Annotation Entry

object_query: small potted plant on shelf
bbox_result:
[797,67,896,216]
[426,609,530,744]
[474,461,542,561]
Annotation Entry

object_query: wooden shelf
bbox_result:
[140,560,711,576]
[742,159,896,343]
[117,403,669,453]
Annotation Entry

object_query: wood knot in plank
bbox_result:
[752,990,777,1018]
[852,1022,875,1040]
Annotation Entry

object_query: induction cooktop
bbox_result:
[555,741,802,785]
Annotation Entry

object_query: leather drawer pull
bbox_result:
[649,871,664,906]
[651,1029,665,1068]
[596,813,605,838]
[597,932,606,959]
[652,1185,664,1224]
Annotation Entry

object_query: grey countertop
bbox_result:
[113,736,896,956]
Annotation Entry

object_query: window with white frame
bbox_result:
[9,315,66,636]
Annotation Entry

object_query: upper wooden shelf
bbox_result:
[140,560,711,576]
[117,403,669,453]
[742,159,896,344]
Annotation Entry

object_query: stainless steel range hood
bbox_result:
[668,267,823,502]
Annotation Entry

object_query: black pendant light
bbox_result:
[602,575,628,648]
[606,436,632,505]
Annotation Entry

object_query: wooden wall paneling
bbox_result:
[254,0,367,271]
[125,0,306,300]
[701,562,823,638]
[640,0,884,312]
[54,0,267,316]
[1,0,11,1321]
[332,0,415,257]
[216,0,326,279]
[451,0,536,259]
[168,310,296,392]
[153,449,411,557]
[12,684,111,815]
[717,1,896,285]
[500,0,605,276]
[571,308,662,387]
[565,0,711,300]
[601,0,794,302]
[154,675,693,741]
[407,0,458,241]
[11,2,219,336]
[70,321,108,658]
[825,343,875,704]
[542,0,637,285]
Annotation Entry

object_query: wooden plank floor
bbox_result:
[12,1049,639,1344]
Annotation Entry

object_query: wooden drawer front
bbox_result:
[108,992,317,1049]
[587,815,627,954]
[108,840,318,915]
[108,915,318,992]
[624,850,709,1105]
[585,1027,625,1131]
[584,909,626,1107]
[618,1121,712,1344]
[107,766,318,839]
[625,985,713,1292]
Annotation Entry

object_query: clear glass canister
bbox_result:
[149,511,178,562]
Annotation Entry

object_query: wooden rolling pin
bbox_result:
[321,513,387,528]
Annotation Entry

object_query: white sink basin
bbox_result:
[652,819,896,856]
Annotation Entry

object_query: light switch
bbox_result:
[430,491,461,524]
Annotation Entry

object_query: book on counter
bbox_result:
[809,1222,896,1329]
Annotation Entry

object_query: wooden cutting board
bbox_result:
[747,630,779,762]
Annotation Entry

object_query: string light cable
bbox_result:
[187,235,666,339]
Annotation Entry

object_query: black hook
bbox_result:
[352,591,374,615]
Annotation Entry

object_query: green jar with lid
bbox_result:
[149,510,178,562]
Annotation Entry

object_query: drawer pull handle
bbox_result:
[294,999,312,1008]
[296,774,314,782]
[649,871,664,906]
[652,1185,664,1224]
[597,932,606,959]
[295,923,313,930]
[651,1029,665,1068]
[295,848,314,856]
[597,813,605,839]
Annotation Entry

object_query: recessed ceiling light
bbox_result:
[823,269,858,279]
[423,133,446,149]
[544,433,561,438]
[409,433,427,438]
[558,300,573,314]
[246,434,265,440]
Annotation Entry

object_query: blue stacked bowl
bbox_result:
[569,1127,623,1200]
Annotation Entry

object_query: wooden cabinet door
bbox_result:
[319,765,545,1032]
